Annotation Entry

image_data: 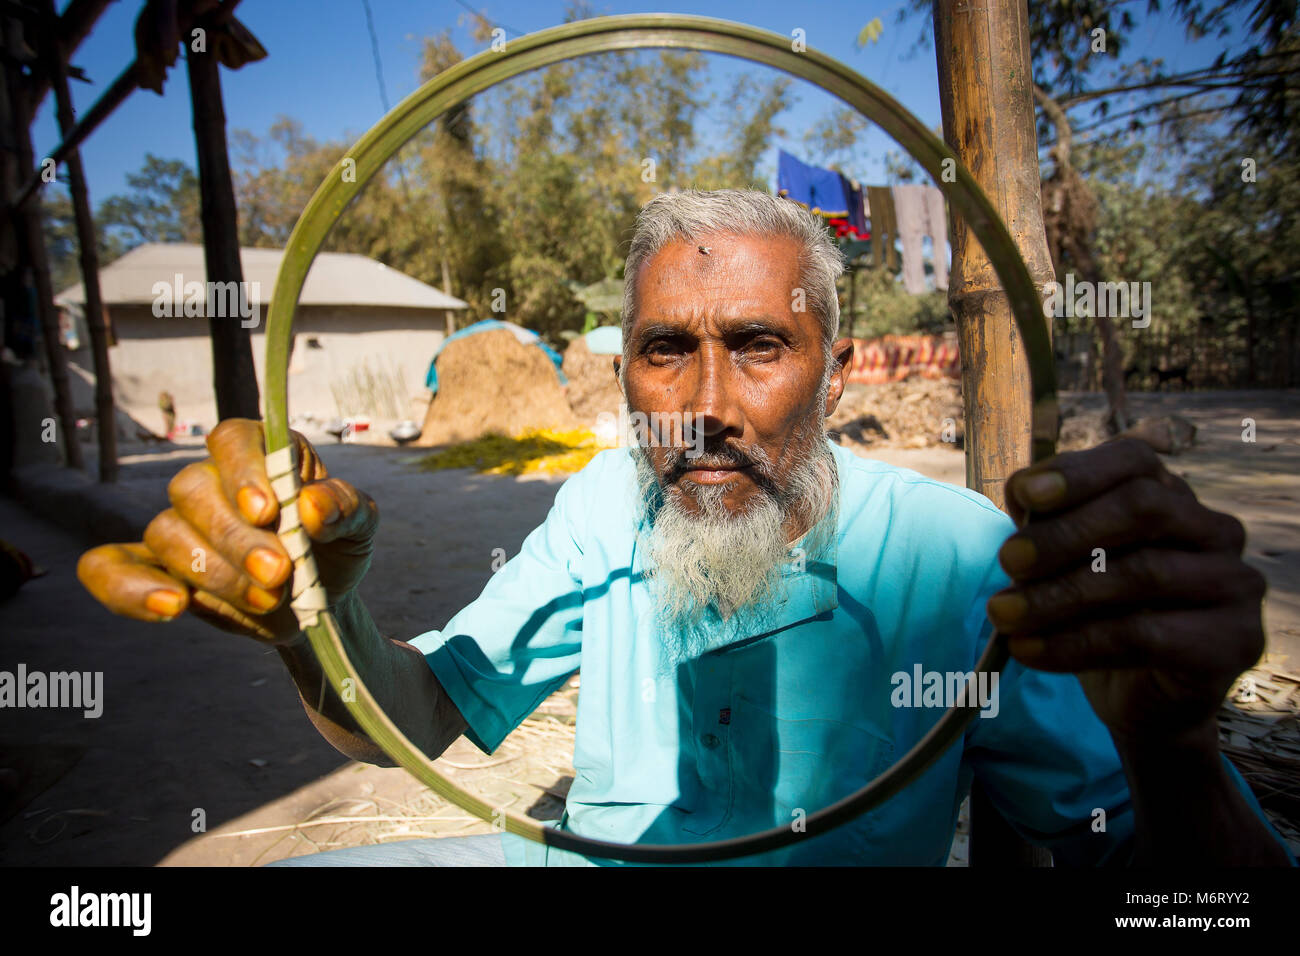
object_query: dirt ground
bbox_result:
[1,389,1296,865]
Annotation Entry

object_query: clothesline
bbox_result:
[776,148,951,294]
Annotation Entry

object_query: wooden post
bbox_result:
[186,39,260,421]
[934,0,1057,868]
[45,0,116,481]
[934,0,1056,511]
[1,13,82,469]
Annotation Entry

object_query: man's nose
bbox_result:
[684,343,743,441]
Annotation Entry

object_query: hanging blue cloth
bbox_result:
[777,150,850,216]
[840,173,867,237]
[425,319,567,394]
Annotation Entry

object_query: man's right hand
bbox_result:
[77,418,379,645]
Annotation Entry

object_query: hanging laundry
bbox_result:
[925,187,949,291]
[839,173,868,239]
[892,183,950,294]
[865,186,899,270]
[777,150,850,216]
[893,184,928,294]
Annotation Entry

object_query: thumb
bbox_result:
[298,478,380,545]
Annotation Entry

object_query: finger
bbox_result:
[298,478,380,545]
[205,418,276,525]
[1004,437,1192,524]
[166,461,294,591]
[1152,466,1197,500]
[988,550,1267,635]
[1006,604,1265,677]
[998,476,1247,582]
[143,508,285,616]
[186,587,299,642]
[205,420,328,527]
[77,542,192,622]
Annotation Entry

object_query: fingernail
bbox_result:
[987,592,1028,629]
[1000,537,1037,576]
[146,589,183,618]
[307,488,339,525]
[245,547,288,587]
[1021,471,1066,508]
[238,486,270,522]
[245,585,281,612]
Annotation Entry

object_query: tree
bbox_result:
[219,4,813,344]
[42,187,127,292]
[96,154,202,249]
[901,0,1299,401]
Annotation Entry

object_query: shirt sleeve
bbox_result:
[406,469,590,754]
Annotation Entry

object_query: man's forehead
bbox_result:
[630,233,806,327]
[641,232,802,275]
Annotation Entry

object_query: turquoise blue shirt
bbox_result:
[409,439,1286,866]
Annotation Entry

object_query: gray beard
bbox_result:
[631,419,839,673]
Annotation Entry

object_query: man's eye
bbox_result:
[744,338,782,356]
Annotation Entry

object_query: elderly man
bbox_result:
[79,190,1291,867]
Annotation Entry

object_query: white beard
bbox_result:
[631,418,839,673]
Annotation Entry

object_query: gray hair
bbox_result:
[621,189,845,351]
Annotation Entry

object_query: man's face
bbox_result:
[618,233,851,539]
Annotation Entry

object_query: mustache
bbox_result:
[662,440,783,497]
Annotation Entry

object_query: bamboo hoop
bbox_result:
[262,13,1058,863]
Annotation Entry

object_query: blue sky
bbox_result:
[32,0,1249,203]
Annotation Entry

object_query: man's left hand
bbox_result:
[986,437,1266,746]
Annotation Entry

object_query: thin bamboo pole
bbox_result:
[44,0,116,480]
[935,0,1056,511]
[2,12,82,469]
[186,40,259,420]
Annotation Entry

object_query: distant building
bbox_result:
[54,243,468,435]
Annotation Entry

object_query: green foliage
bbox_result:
[840,266,950,339]
[96,154,202,249]
[72,10,907,346]
[42,187,136,294]
[899,0,1299,384]
[802,107,870,168]
[41,189,85,293]
[214,24,803,343]
[1068,102,1299,385]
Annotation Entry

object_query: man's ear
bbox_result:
[824,338,855,417]
[612,356,624,395]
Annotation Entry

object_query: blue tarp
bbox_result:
[425,319,567,394]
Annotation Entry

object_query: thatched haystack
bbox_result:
[415,328,579,447]
[562,335,625,427]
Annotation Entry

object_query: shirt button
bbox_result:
[701,733,721,749]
